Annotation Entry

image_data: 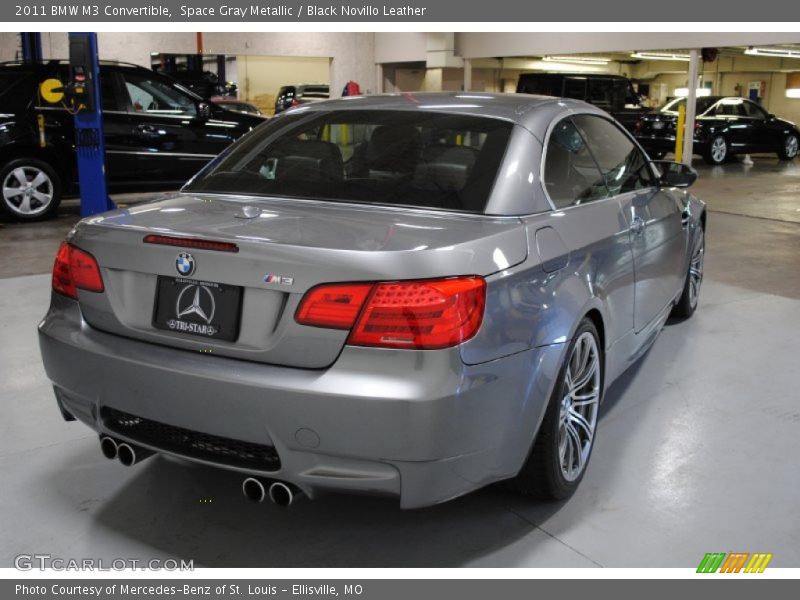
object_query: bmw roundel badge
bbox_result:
[175,252,195,277]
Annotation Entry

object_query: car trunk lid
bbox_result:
[70,192,528,368]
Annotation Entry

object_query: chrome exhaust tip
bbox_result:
[268,481,297,507]
[100,436,118,460]
[116,442,154,467]
[242,477,267,503]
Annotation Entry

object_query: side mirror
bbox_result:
[197,102,211,120]
[653,160,697,188]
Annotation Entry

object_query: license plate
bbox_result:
[152,276,242,342]
[652,121,665,130]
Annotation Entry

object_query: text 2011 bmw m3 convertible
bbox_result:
[39,93,706,508]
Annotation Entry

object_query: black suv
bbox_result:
[517,72,648,132]
[0,60,265,220]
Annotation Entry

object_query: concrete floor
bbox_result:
[1,157,799,567]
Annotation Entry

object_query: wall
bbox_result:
[455,32,800,60]
[0,32,376,99]
[237,56,330,114]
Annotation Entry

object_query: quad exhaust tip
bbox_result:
[268,482,295,507]
[100,436,118,460]
[242,477,300,506]
[116,442,155,467]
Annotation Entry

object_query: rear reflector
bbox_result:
[52,242,104,299]
[143,234,239,253]
[295,277,486,350]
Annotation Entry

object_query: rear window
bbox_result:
[185,109,514,214]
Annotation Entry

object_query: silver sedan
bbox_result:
[39,93,706,508]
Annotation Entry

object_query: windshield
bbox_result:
[185,109,514,214]
[660,96,718,115]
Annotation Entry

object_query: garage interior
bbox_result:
[1,31,799,567]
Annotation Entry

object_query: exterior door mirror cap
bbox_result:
[197,102,212,119]
[652,160,698,188]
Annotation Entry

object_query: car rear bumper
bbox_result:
[38,294,563,508]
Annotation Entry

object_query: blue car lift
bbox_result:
[21,32,113,217]
[68,33,115,216]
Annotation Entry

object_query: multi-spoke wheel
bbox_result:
[511,317,603,500]
[672,222,705,318]
[0,158,62,220]
[703,135,728,165]
[558,332,601,482]
[777,133,798,161]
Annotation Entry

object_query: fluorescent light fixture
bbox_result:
[674,88,712,97]
[745,47,800,59]
[632,51,691,61]
[543,55,610,65]
[787,89,800,98]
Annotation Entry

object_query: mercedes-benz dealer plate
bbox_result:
[152,276,242,342]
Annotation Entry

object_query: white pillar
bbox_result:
[463,59,472,92]
[682,49,700,166]
[375,64,383,94]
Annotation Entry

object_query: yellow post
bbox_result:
[675,104,686,161]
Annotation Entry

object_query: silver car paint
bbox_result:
[38,93,705,507]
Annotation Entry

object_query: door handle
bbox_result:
[681,209,691,227]
[630,216,646,235]
[134,124,158,135]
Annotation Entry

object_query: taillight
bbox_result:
[634,120,642,133]
[52,242,104,299]
[295,283,373,329]
[295,277,486,350]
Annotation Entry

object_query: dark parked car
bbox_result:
[635,96,800,165]
[517,72,648,132]
[210,96,263,116]
[274,84,330,114]
[0,60,265,220]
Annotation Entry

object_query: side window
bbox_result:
[99,72,120,111]
[543,118,609,209]
[743,101,768,120]
[563,78,587,101]
[572,114,655,196]
[715,100,746,117]
[121,73,196,117]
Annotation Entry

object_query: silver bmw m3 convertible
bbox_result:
[39,93,705,508]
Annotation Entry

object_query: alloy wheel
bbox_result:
[2,166,54,217]
[688,232,705,309]
[786,135,799,159]
[558,331,601,482]
[711,137,727,163]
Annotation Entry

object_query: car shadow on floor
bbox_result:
[75,455,553,567]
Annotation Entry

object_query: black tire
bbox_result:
[511,317,603,500]
[702,135,728,165]
[777,133,799,161]
[671,224,705,319]
[0,157,62,221]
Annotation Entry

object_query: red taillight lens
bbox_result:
[295,276,486,350]
[51,242,104,299]
[634,120,642,133]
[349,278,486,350]
[295,283,374,329]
